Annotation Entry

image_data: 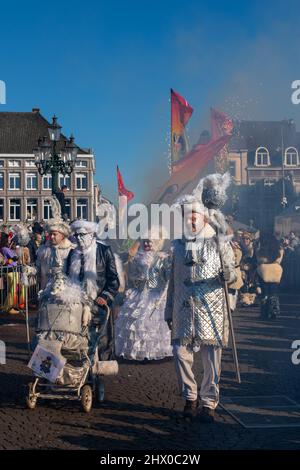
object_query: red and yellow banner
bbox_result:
[171,89,193,163]
[154,133,232,204]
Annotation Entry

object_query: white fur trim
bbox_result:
[45,221,71,237]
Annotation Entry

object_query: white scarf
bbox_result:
[69,239,98,301]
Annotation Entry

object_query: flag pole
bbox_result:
[170,88,174,174]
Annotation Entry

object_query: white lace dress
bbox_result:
[115,250,173,360]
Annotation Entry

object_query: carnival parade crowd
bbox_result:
[0,172,291,422]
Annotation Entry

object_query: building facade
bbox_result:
[0,109,96,222]
[227,119,300,192]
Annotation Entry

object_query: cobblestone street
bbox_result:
[0,294,299,450]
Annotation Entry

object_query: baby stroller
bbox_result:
[26,303,118,413]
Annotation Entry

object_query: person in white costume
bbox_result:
[115,232,173,361]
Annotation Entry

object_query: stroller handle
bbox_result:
[102,303,111,322]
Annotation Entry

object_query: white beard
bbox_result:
[69,239,98,301]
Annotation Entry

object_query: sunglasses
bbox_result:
[75,232,91,238]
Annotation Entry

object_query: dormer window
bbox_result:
[255,147,270,166]
[285,147,299,166]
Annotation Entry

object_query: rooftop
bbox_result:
[0,109,88,154]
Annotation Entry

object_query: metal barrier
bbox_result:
[0,264,39,313]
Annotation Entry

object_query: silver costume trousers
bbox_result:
[172,343,222,409]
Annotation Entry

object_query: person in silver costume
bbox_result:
[165,183,236,422]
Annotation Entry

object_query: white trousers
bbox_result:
[173,343,222,410]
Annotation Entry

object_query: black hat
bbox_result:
[32,222,44,235]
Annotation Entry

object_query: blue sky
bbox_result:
[1,0,300,201]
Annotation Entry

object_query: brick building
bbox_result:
[0,109,97,222]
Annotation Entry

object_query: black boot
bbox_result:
[198,406,215,423]
[259,297,268,319]
[183,399,199,419]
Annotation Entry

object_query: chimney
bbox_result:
[32,108,40,113]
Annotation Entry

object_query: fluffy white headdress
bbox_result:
[193,172,231,210]
[175,193,208,216]
[175,172,232,235]
[13,223,30,246]
[194,172,231,234]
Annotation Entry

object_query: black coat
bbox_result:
[94,241,120,306]
[54,190,67,218]
[27,238,41,264]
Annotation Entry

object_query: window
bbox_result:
[0,160,4,168]
[75,160,88,168]
[25,160,36,167]
[59,174,71,190]
[8,160,20,167]
[76,173,88,190]
[42,174,52,190]
[255,147,270,166]
[76,199,88,219]
[26,199,38,221]
[43,200,51,220]
[9,173,21,190]
[26,173,37,190]
[9,199,21,221]
[285,147,299,166]
[229,161,237,178]
[65,198,71,219]
[0,172,4,190]
[264,178,276,186]
[0,199,4,220]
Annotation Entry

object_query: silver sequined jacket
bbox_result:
[164,225,236,348]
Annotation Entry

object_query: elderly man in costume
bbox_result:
[165,173,237,422]
[67,220,120,362]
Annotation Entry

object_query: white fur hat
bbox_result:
[13,223,30,246]
[175,194,208,216]
[45,220,71,237]
[70,220,98,235]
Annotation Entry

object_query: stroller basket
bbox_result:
[26,304,118,412]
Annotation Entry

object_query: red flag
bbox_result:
[171,89,193,135]
[172,135,230,175]
[117,166,134,201]
[153,134,231,203]
[210,107,233,140]
[171,89,193,162]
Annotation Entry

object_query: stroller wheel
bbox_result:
[95,377,105,403]
[26,382,37,410]
[81,385,93,413]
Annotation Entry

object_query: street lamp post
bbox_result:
[34,115,78,194]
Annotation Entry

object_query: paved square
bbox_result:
[220,395,300,428]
